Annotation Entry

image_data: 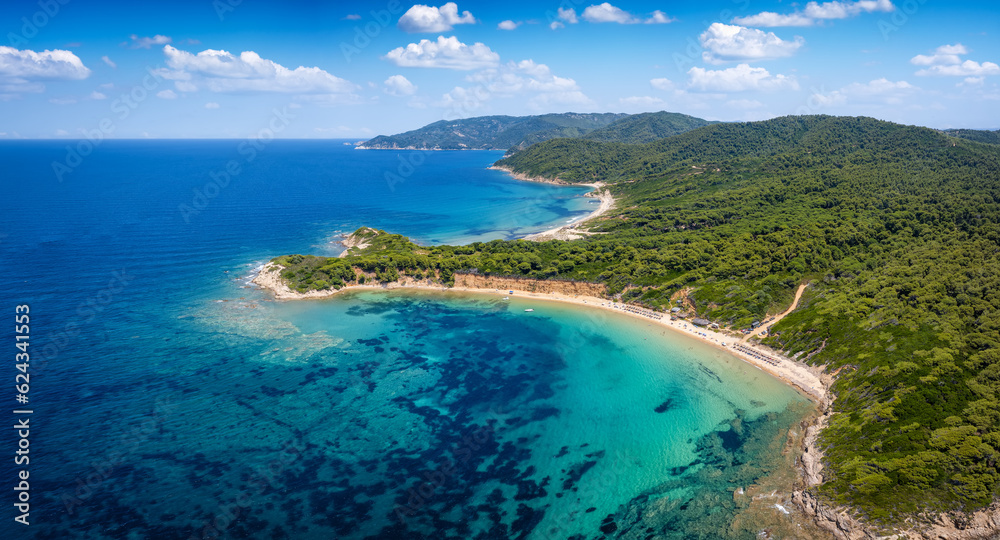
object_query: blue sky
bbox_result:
[1,0,998,138]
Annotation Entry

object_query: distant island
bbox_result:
[357,111,715,151]
[260,113,1000,538]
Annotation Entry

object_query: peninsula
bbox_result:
[257,113,1000,539]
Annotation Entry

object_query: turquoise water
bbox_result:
[1,140,812,539]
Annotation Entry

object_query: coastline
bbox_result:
[252,264,828,404]
[488,164,616,242]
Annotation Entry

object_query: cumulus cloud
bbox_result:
[0,46,90,80]
[804,0,894,19]
[498,20,520,30]
[342,14,362,20]
[0,46,89,95]
[811,78,918,106]
[161,46,357,95]
[89,91,106,100]
[129,34,172,49]
[911,44,1000,77]
[101,55,117,68]
[384,74,417,96]
[205,101,220,108]
[398,3,476,33]
[440,59,593,112]
[687,64,799,92]
[550,7,578,29]
[581,3,674,24]
[384,36,500,70]
[699,23,804,64]
[156,89,177,99]
[734,0,894,27]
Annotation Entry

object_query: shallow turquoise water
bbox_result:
[1,140,812,539]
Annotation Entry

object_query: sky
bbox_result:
[0,0,998,139]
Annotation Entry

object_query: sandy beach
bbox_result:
[523,185,615,241]
[252,264,828,404]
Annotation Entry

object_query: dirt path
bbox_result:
[743,283,807,341]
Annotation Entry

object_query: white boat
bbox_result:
[524,309,534,312]
[503,297,509,300]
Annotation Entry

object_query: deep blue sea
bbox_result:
[1,140,816,539]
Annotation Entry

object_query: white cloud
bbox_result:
[551,7,578,29]
[582,3,638,23]
[581,3,674,24]
[343,14,362,20]
[205,101,220,108]
[384,74,417,96]
[920,61,1000,77]
[645,10,676,24]
[911,43,967,65]
[734,0,894,27]
[650,77,675,91]
[89,91,106,99]
[162,45,358,94]
[804,0,894,19]
[101,55,117,68]
[911,44,999,77]
[0,46,90,80]
[558,7,578,24]
[732,12,815,27]
[687,64,799,92]
[398,3,476,33]
[157,89,177,99]
[49,98,76,105]
[498,20,520,30]
[699,24,804,64]
[384,36,499,70]
[811,78,918,106]
[844,78,916,95]
[55,129,69,136]
[0,46,89,95]
[439,59,593,113]
[129,34,172,49]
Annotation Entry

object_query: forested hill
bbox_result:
[581,111,718,144]
[358,111,716,151]
[944,128,1000,145]
[274,115,1000,527]
[496,114,961,183]
[358,112,626,150]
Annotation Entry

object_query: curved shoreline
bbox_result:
[488,164,616,241]
[252,264,828,404]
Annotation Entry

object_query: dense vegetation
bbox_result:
[944,128,1000,146]
[359,112,626,150]
[360,111,716,151]
[581,111,718,144]
[277,115,1000,525]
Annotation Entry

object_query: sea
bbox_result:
[0,140,818,539]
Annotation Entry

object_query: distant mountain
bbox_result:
[581,111,718,144]
[943,128,1000,145]
[358,113,627,151]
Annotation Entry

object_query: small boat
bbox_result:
[524,309,534,312]
[503,296,509,300]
